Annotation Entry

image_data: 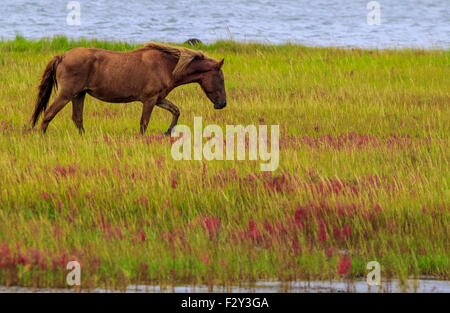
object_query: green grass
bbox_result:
[0,36,448,289]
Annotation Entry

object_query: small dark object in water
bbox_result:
[185,38,202,46]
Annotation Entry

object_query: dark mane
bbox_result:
[144,42,206,77]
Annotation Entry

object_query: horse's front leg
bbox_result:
[140,96,158,134]
[156,99,180,136]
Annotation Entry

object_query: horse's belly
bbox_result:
[87,90,137,103]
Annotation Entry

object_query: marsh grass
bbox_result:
[0,36,448,289]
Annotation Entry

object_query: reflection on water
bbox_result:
[123,279,450,293]
[0,0,449,48]
[1,279,449,293]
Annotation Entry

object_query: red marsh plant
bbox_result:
[281,133,421,150]
[201,215,221,240]
[338,255,352,275]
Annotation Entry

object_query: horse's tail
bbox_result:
[31,55,63,127]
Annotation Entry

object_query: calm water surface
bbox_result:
[0,0,449,48]
[1,279,449,293]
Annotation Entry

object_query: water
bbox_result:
[123,279,450,293]
[0,0,449,48]
[1,279,449,293]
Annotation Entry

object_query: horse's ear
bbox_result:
[217,58,224,69]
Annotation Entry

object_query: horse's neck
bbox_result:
[173,58,211,87]
[174,72,202,87]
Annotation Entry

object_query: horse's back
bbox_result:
[57,48,129,83]
[62,47,94,64]
[61,47,129,68]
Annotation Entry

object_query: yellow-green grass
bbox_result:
[0,36,448,289]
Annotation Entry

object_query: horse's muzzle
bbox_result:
[214,101,227,110]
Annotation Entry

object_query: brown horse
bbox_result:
[31,43,226,135]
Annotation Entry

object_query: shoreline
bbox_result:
[1,278,449,293]
[1,35,449,52]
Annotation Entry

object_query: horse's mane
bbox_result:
[144,42,206,77]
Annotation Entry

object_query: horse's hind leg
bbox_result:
[72,91,86,134]
[41,94,71,133]
[156,99,180,135]
[140,96,158,134]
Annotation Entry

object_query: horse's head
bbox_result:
[198,59,227,110]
